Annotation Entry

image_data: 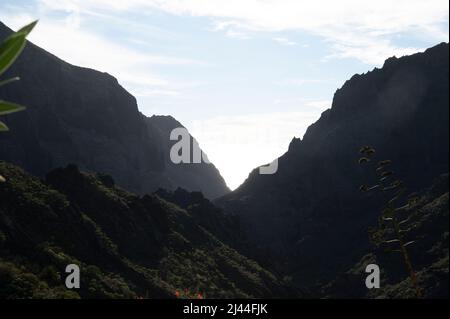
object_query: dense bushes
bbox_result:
[0,161,291,299]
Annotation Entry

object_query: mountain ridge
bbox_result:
[0,21,229,200]
[217,42,449,290]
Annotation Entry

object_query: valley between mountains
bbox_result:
[0,21,448,299]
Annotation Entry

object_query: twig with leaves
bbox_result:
[0,20,37,182]
[359,146,422,298]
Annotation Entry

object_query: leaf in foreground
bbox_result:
[0,120,8,131]
[0,100,26,115]
[0,20,38,76]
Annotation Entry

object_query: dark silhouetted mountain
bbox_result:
[0,22,229,200]
[0,161,291,299]
[147,115,229,199]
[217,43,449,294]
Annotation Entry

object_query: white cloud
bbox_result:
[75,0,449,65]
[4,0,447,71]
[318,28,426,64]
[226,30,251,40]
[0,2,204,99]
[273,37,297,46]
[211,20,252,40]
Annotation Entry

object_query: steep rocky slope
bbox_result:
[0,161,290,299]
[147,115,229,199]
[218,43,449,291]
[0,22,229,199]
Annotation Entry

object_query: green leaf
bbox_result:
[359,146,376,156]
[384,239,400,244]
[399,217,412,226]
[359,157,370,164]
[403,241,416,247]
[0,100,26,115]
[0,77,20,87]
[359,146,370,154]
[381,171,393,177]
[0,20,38,76]
[0,121,8,131]
[368,185,381,191]
[377,160,392,168]
[383,182,403,192]
[0,35,26,76]
[388,195,400,205]
[16,20,39,35]
[395,204,409,212]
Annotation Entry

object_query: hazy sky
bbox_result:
[1,0,449,189]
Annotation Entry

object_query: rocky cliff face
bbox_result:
[147,115,229,199]
[218,43,449,289]
[0,22,229,199]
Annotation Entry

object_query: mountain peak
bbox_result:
[218,43,449,289]
[0,20,229,199]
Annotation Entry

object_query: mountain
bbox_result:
[0,22,229,200]
[0,20,447,299]
[0,161,291,299]
[147,115,229,200]
[217,43,449,292]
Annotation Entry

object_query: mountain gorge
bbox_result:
[0,22,229,200]
[0,19,448,299]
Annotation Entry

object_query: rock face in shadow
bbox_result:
[0,22,229,199]
[147,115,229,199]
[217,43,449,290]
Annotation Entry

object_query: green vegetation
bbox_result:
[0,161,291,299]
[359,146,423,298]
[323,173,448,298]
[0,259,80,299]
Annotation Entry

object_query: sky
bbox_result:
[1,0,449,189]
